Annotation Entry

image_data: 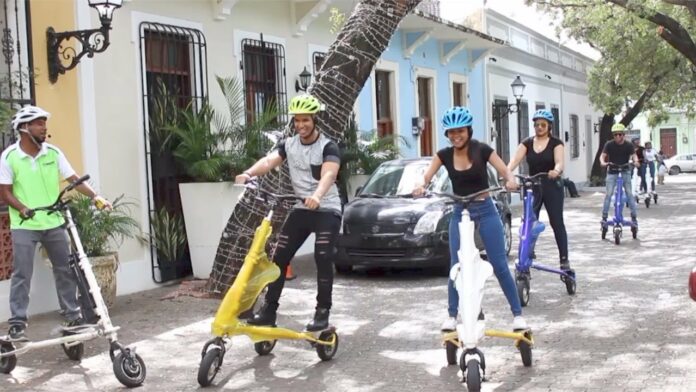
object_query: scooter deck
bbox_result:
[442,328,534,347]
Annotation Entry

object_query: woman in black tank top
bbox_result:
[412,106,528,332]
[508,109,570,271]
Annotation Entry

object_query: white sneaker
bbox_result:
[441,317,457,331]
[512,316,528,331]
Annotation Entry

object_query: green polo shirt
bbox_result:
[0,142,76,230]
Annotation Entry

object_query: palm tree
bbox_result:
[206,0,424,293]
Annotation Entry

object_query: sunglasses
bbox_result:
[614,133,625,137]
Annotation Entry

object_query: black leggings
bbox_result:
[533,178,569,262]
[264,208,341,311]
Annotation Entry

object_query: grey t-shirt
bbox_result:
[277,133,342,213]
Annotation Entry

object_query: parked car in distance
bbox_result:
[664,153,696,175]
[335,157,512,274]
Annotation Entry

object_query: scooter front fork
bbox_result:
[460,347,486,378]
[69,253,99,324]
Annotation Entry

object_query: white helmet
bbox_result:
[11,105,51,131]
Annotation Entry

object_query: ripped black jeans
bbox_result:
[264,208,341,311]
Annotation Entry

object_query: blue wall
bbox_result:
[355,31,486,157]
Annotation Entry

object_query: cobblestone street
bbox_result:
[2,175,696,392]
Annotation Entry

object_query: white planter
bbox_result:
[347,174,371,202]
[179,182,243,279]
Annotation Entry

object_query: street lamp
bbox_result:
[492,75,526,123]
[295,66,312,92]
[46,0,123,83]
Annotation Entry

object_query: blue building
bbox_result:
[354,9,504,157]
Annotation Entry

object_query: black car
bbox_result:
[335,158,513,273]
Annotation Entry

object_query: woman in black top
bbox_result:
[508,109,570,271]
[413,106,527,332]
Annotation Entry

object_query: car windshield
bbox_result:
[359,161,450,197]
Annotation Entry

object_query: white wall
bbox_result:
[0,1,342,317]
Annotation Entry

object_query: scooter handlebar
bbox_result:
[429,186,502,205]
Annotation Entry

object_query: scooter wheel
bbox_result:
[316,330,339,361]
[113,351,146,388]
[632,226,638,239]
[517,331,533,367]
[564,272,576,295]
[645,198,650,208]
[445,341,458,365]
[654,194,658,204]
[62,341,84,361]
[0,342,17,374]
[465,359,482,392]
[197,347,223,387]
[614,232,621,245]
[254,340,277,356]
[516,275,530,307]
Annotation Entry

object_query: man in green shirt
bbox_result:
[0,105,111,341]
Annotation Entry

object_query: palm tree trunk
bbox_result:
[206,0,423,293]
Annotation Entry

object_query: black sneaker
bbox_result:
[62,317,86,333]
[7,324,28,342]
[306,308,330,332]
[247,305,277,327]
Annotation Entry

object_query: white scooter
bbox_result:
[0,175,146,388]
[436,187,533,392]
[643,162,657,207]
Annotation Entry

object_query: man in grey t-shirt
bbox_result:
[235,94,341,331]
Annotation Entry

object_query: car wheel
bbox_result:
[335,265,353,275]
[669,166,681,175]
[503,218,512,256]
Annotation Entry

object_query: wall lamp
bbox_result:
[593,122,601,133]
[295,66,312,92]
[46,0,123,83]
[492,75,525,123]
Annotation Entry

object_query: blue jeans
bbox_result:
[641,162,655,191]
[602,170,638,218]
[447,198,522,318]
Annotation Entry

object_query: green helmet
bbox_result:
[611,123,626,133]
[289,94,322,115]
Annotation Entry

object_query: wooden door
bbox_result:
[417,77,433,156]
[660,128,677,158]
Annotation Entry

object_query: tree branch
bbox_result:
[605,0,696,67]
[661,0,696,18]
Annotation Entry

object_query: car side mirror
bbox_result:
[355,186,363,196]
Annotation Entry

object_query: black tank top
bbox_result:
[436,140,494,196]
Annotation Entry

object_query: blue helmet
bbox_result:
[442,106,473,136]
[532,109,554,123]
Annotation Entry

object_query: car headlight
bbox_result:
[413,211,443,234]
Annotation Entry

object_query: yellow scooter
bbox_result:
[197,182,339,387]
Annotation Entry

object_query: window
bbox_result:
[313,51,326,73]
[241,37,287,124]
[535,103,545,111]
[453,81,466,107]
[551,106,560,138]
[569,114,579,159]
[375,70,393,137]
[140,22,207,282]
[0,0,34,150]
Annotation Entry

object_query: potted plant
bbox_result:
[145,208,187,282]
[339,117,407,204]
[68,195,140,307]
[166,75,278,279]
